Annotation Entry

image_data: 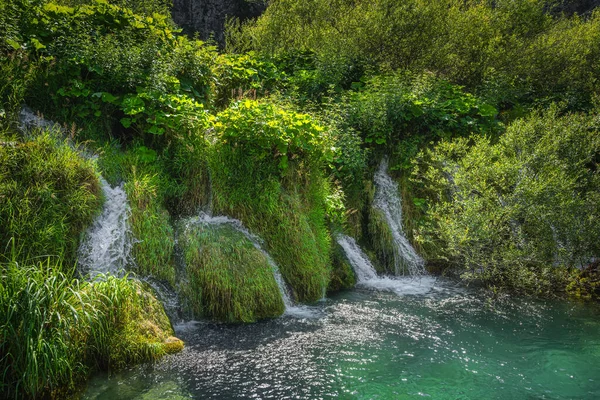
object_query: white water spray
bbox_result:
[78,178,133,277]
[373,158,425,275]
[336,234,439,296]
[19,107,58,133]
[336,234,378,283]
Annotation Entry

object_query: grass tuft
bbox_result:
[179,222,285,322]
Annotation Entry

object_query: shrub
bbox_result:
[242,0,600,110]
[411,107,600,294]
[347,72,500,149]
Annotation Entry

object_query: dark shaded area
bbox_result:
[551,0,600,15]
[171,0,267,46]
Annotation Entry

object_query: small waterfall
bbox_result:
[142,277,182,323]
[336,234,439,296]
[78,178,133,277]
[192,213,294,310]
[336,234,378,283]
[373,158,425,275]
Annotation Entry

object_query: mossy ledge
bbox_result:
[179,221,285,323]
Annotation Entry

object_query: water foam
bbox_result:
[373,158,425,275]
[78,178,133,277]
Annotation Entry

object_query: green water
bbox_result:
[84,278,600,399]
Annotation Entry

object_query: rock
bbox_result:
[171,0,267,47]
[164,336,185,354]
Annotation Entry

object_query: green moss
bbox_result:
[328,243,356,293]
[179,222,285,322]
[0,131,102,266]
[0,260,180,399]
[86,276,181,370]
[164,129,211,216]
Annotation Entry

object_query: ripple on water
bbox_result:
[83,279,600,400]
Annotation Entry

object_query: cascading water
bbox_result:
[373,158,425,275]
[78,178,133,277]
[336,234,378,283]
[19,106,57,133]
[336,234,438,295]
[191,213,295,310]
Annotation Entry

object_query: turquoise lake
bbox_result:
[84,277,600,399]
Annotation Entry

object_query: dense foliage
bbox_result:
[411,108,600,296]
[2,0,600,395]
[238,0,600,109]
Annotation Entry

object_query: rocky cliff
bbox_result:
[171,0,266,46]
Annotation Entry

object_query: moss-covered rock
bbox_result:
[0,132,102,266]
[328,243,357,293]
[126,172,176,285]
[86,277,183,370]
[179,221,285,322]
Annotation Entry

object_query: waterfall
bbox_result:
[373,158,425,275]
[78,178,133,277]
[336,233,439,295]
[192,213,294,310]
[19,106,58,133]
[336,234,378,283]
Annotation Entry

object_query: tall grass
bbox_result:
[0,132,102,267]
[0,260,87,398]
[180,223,285,322]
[0,256,181,399]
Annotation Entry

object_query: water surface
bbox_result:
[84,278,600,399]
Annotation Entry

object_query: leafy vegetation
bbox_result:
[239,0,600,109]
[411,108,600,296]
[2,0,600,395]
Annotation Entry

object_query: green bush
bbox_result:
[213,52,282,107]
[209,100,336,301]
[347,73,500,149]
[179,222,285,322]
[0,132,101,265]
[411,107,600,294]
